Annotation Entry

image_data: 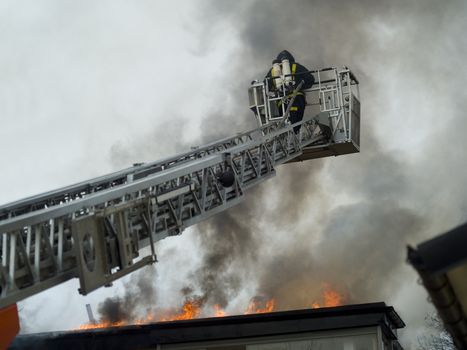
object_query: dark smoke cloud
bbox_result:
[178,160,325,312]
[91,1,467,346]
[180,180,265,307]
[188,203,261,308]
[173,0,467,346]
[97,265,158,324]
[256,135,427,309]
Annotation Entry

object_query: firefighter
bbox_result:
[266,50,314,133]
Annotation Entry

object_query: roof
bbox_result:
[409,222,467,274]
[10,302,404,350]
[408,221,467,349]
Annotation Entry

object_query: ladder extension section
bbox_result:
[0,117,325,308]
[0,66,360,308]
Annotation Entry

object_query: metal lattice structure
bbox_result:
[0,67,360,308]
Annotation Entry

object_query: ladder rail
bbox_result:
[0,131,261,220]
[0,116,324,308]
[0,119,285,221]
[1,67,358,219]
[0,66,360,308]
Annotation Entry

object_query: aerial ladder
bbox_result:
[0,66,360,344]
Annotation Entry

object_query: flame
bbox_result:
[78,320,125,330]
[311,302,320,309]
[213,304,227,317]
[311,283,344,308]
[323,287,343,307]
[77,285,345,330]
[135,313,155,324]
[160,298,203,321]
[77,299,203,330]
[78,313,157,330]
[244,298,275,314]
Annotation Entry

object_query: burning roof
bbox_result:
[76,283,345,331]
[10,303,404,350]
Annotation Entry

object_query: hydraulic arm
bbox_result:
[0,67,360,309]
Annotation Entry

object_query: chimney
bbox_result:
[86,304,96,324]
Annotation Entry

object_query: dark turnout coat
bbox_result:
[265,50,314,92]
[264,50,314,133]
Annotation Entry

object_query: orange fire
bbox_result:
[244,298,275,314]
[77,284,345,330]
[311,283,344,308]
[135,313,155,324]
[78,320,125,330]
[213,304,227,317]
[311,302,320,309]
[160,298,203,321]
[323,287,343,306]
[78,313,157,330]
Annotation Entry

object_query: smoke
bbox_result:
[87,0,467,346]
[186,200,262,308]
[108,112,191,169]
[96,266,158,324]
[256,135,427,309]
[167,0,467,346]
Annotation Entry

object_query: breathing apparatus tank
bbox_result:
[271,60,283,90]
[281,58,293,86]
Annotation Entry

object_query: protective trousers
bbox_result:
[288,94,306,134]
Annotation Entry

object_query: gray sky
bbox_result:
[2,1,467,348]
